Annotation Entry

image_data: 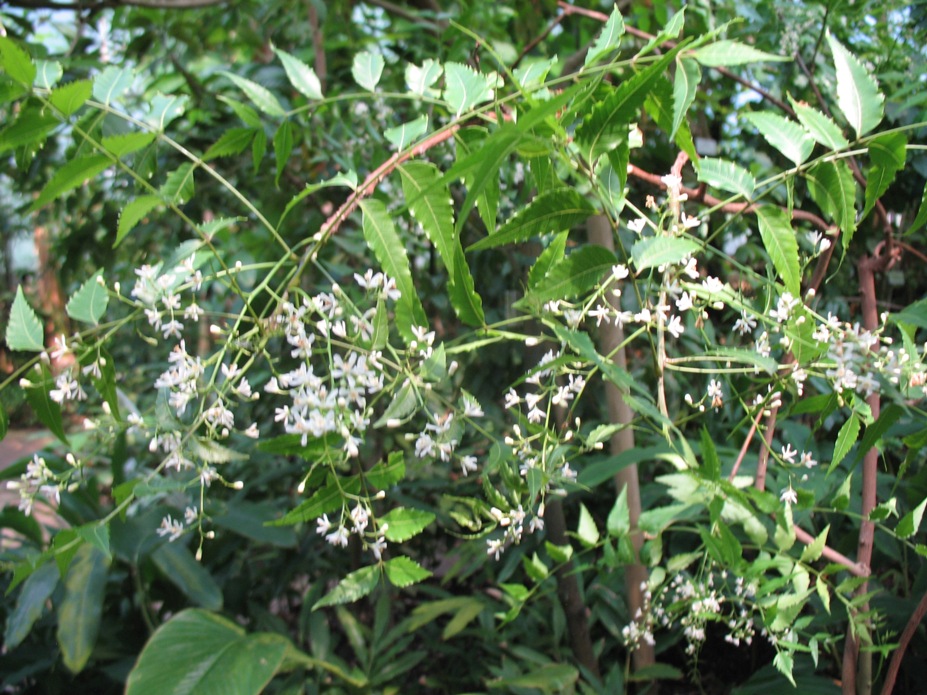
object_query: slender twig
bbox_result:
[729,406,764,481]
[793,525,869,578]
[880,585,927,695]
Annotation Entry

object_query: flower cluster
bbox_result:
[5,454,68,516]
[316,503,388,559]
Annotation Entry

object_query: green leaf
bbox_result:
[160,163,196,205]
[405,59,443,96]
[575,503,600,548]
[359,198,427,342]
[856,403,903,463]
[220,96,262,127]
[805,160,857,244]
[525,245,618,305]
[384,557,432,588]
[146,93,187,131]
[273,120,293,186]
[49,79,92,117]
[468,189,595,251]
[6,286,44,352]
[755,206,801,296]
[125,609,292,695]
[28,154,112,212]
[787,96,849,151]
[23,363,68,444]
[101,132,157,158]
[384,114,428,151]
[490,664,579,692]
[826,31,884,137]
[450,244,485,326]
[863,132,906,220]
[607,487,630,537]
[57,544,109,674]
[314,565,381,609]
[270,478,352,526]
[203,127,255,161]
[700,427,721,480]
[221,71,286,117]
[696,157,755,200]
[278,170,357,228]
[630,236,701,273]
[92,65,134,105]
[528,231,568,289]
[584,5,625,67]
[75,522,111,560]
[513,57,557,91]
[0,108,58,154]
[365,451,406,488]
[274,47,323,100]
[907,182,927,237]
[0,405,6,441]
[897,498,927,540]
[4,561,59,649]
[66,270,108,325]
[692,40,788,67]
[828,414,861,474]
[34,59,62,88]
[744,111,813,166]
[151,542,223,610]
[380,507,435,542]
[0,36,35,87]
[672,57,701,138]
[442,61,495,115]
[116,195,160,246]
[800,524,830,563]
[352,50,384,91]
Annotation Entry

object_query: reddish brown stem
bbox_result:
[880,586,927,695]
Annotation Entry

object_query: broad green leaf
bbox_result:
[696,157,755,200]
[101,132,157,158]
[34,59,62,88]
[352,50,384,91]
[23,363,68,443]
[57,544,109,673]
[92,65,134,105]
[384,557,432,588]
[0,36,35,86]
[220,71,286,117]
[6,286,43,352]
[744,111,813,166]
[125,609,291,695]
[528,231,568,288]
[828,414,860,474]
[672,57,700,138]
[513,57,557,90]
[405,59,442,97]
[385,114,428,151]
[577,503,600,547]
[359,198,427,341]
[826,31,884,137]
[4,561,59,649]
[28,154,112,212]
[380,507,435,542]
[443,61,494,116]
[314,565,381,609]
[800,524,830,563]
[151,542,223,610]
[203,127,255,160]
[525,245,618,305]
[897,498,927,540]
[630,236,701,272]
[863,132,906,220]
[75,522,111,560]
[274,47,323,99]
[584,5,625,67]
[607,487,630,537]
[773,651,796,687]
[116,195,160,246]
[692,40,788,67]
[146,93,187,131]
[804,160,857,244]
[0,108,58,154]
[365,451,406,488]
[645,75,698,163]
[160,162,196,205]
[49,79,92,117]
[468,189,595,251]
[273,120,293,186]
[66,270,108,325]
[788,96,849,151]
[755,206,801,296]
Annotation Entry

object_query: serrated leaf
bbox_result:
[203,127,255,161]
[645,74,698,163]
[101,132,156,158]
[384,557,432,588]
[692,40,788,67]
[116,195,160,246]
[640,8,686,55]
[744,111,813,166]
[0,36,36,87]
[468,189,595,251]
[826,31,883,137]
[219,96,262,127]
[251,126,266,173]
[897,498,927,540]
[449,244,485,326]
[160,163,196,205]
[28,154,112,212]
[373,379,418,428]
[828,414,860,474]
[0,108,57,154]
[630,236,701,273]
[526,245,618,304]
[607,487,630,537]
[513,57,557,90]
[352,50,385,91]
[273,120,293,186]
[380,508,435,542]
[584,5,625,67]
[443,62,494,116]
[145,93,187,131]
[274,47,323,100]
[788,97,849,151]
[804,160,857,243]
[49,79,92,117]
[528,231,568,288]
[755,206,801,296]
[384,114,428,151]
[816,574,831,614]
[57,544,109,674]
[34,59,62,88]
[221,71,286,117]
[697,157,755,200]
[405,59,442,96]
[800,524,829,563]
[314,566,381,609]
[6,286,44,352]
[577,503,600,548]
[92,65,134,105]
[359,199,427,342]
[66,270,108,325]
[863,132,906,221]
[672,57,700,138]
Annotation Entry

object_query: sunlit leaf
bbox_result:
[28,154,112,212]
[6,286,44,352]
[828,414,861,474]
[384,557,432,588]
[66,269,108,325]
[631,236,701,272]
[0,108,57,154]
[692,40,788,67]
[274,46,323,100]
[672,57,700,138]
[102,132,157,158]
[443,61,495,116]
[384,114,428,151]
[314,565,381,609]
[897,498,927,540]
[0,36,35,86]
[220,71,286,117]
[696,157,755,200]
[92,65,134,105]
[116,195,160,246]
[804,160,857,244]
[352,50,385,91]
[203,127,255,160]
[49,79,92,117]
[826,31,883,137]
[160,162,196,205]
[744,111,813,166]
[584,5,625,67]
[755,206,801,296]
[380,508,435,542]
[788,96,848,151]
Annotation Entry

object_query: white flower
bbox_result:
[780,443,798,464]
[707,379,724,409]
[462,396,484,418]
[611,264,630,281]
[316,514,333,536]
[504,389,521,409]
[780,486,798,506]
[326,525,350,547]
[800,451,817,469]
[184,506,198,525]
[460,455,478,476]
[666,314,685,338]
[157,514,185,542]
[628,218,647,234]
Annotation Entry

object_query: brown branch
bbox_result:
[880,585,927,695]
[729,406,764,481]
[793,525,869,578]
[513,12,565,69]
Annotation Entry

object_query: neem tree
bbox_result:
[2,1,927,693]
